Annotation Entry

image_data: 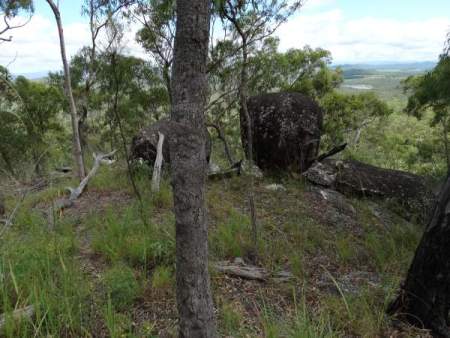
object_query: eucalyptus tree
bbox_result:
[0,66,26,175]
[320,91,392,149]
[77,0,131,149]
[402,54,450,173]
[169,0,216,336]
[0,0,33,42]
[134,0,175,101]
[46,0,85,179]
[14,76,65,175]
[0,67,65,177]
[214,0,303,253]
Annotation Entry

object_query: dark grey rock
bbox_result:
[241,92,323,173]
[131,118,212,166]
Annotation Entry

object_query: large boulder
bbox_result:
[304,159,436,221]
[131,119,212,166]
[241,92,323,173]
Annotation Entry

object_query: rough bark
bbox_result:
[387,176,450,337]
[169,0,216,336]
[46,0,85,180]
[442,119,450,175]
[242,92,323,173]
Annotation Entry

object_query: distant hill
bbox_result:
[334,61,436,72]
[333,61,436,80]
[12,71,49,80]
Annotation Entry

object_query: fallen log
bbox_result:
[47,150,116,226]
[213,261,268,281]
[213,259,294,282]
[67,150,116,201]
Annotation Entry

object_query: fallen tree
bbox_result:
[213,259,294,282]
[48,151,116,225]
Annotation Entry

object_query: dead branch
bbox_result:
[151,132,164,192]
[0,191,27,238]
[213,261,268,281]
[67,150,116,201]
[213,260,294,282]
[316,143,347,162]
[0,305,35,333]
[46,150,116,228]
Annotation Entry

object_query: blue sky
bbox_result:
[32,0,450,24]
[34,0,88,24]
[1,0,450,73]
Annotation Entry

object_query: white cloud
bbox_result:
[276,9,450,63]
[1,7,450,74]
[303,0,336,10]
[0,14,149,74]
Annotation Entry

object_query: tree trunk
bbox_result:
[240,37,258,255]
[46,0,85,180]
[169,0,216,337]
[207,123,234,165]
[0,149,15,177]
[387,176,450,337]
[442,119,450,175]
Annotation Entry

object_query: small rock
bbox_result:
[303,161,336,187]
[264,184,286,192]
[233,257,245,265]
[241,160,264,178]
[318,189,356,215]
[208,162,221,175]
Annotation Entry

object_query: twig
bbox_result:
[0,305,35,333]
[0,191,27,238]
[67,150,116,201]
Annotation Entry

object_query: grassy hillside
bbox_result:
[0,164,428,337]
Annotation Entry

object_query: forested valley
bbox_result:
[1,0,450,337]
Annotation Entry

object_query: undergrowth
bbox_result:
[0,166,424,337]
